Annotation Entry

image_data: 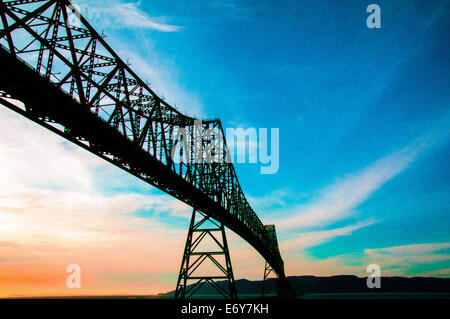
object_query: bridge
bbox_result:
[0,0,293,298]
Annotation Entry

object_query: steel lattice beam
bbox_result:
[175,209,237,299]
[0,0,293,295]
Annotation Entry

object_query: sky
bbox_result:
[0,0,449,297]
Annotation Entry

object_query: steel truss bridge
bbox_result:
[0,0,293,298]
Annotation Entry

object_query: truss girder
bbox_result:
[0,0,288,283]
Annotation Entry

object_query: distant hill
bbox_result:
[163,275,450,297]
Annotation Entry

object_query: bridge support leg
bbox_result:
[261,261,274,298]
[175,208,237,299]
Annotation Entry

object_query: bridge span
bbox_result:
[0,0,293,298]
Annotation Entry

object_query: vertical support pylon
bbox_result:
[261,261,274,298]
[175,208,237,299]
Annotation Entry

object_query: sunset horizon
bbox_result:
[0,0,449,303]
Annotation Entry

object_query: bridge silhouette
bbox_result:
[0,0,293,298]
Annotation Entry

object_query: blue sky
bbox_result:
[0,0,449,296]
[78,0,450,271]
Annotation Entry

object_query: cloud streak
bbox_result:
[275,142,426,230]
[365,243,450,256]
[104,2,183,32]
[74,0,183,32]
[281,219,376,251]
[363,242,450,277]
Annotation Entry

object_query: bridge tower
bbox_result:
[261,261,275,298]
[0,0,293,299]
[175,209,237,299]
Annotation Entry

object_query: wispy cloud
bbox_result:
[275,141,426,230]
[247,189,296,211]
[363,242,450,277]
[110,43,204,118]
[74,0,183,32]
[71,0,204,118]
[261,125,450,275]
[281,219,376,251]
[365,243,450,256]
[104,2,183,32]
[415,268,450,278]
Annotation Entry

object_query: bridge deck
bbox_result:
[0,0,291,291]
